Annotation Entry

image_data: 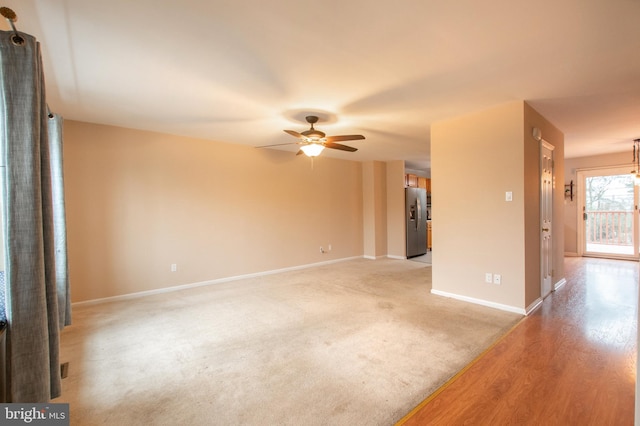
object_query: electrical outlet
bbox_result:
[493,274,501,285]
[171,264,177,272]
[485,273,493,283]
[328,244,332,251]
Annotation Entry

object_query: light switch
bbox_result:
[505,191,513,202]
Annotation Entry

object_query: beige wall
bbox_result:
[563,151,631,254]
[362,162,375,257]
[386,161,406,258]
[431,101,564,312]
[374,162,388,258]
[362,161,388,258]
[64,121,364,302]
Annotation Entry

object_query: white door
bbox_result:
[577,166,639,260]
[541,141,554,298]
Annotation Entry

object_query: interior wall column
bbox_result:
[362,161,387,259]
[386,160,406,258]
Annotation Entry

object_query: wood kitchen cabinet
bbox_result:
[404,173,431,192]
[422,178,431,193]
[405,174,431,193]
[427,221,432,251]
[405,174,418,188]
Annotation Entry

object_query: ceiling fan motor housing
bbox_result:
[302,130,325,139]
[303,116,325,139]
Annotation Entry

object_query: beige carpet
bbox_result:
[55,258,521,425]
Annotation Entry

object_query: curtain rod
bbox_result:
[1,7,54,118]
[0,7,25,45]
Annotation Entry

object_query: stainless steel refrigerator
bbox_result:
[405,187,427,258]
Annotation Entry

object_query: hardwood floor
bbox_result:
[398,256,638,425]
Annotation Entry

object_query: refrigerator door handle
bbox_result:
[416,200,420,230]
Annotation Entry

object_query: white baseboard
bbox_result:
[430,289,526,315]
[525,298,543,315]
[364,255,391,260]
[430,280,565,317]
[554,278,567,291]
[365,254,409,260]
[73,256,363,307]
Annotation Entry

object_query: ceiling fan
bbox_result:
[258,116,365,157]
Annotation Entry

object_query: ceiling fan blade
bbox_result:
[324,142,358,152]
[325,134,365,143]
[284,129,303,138]
[296,149,304,156]
[256,142,299,148]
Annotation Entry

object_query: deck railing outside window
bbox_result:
[585,210,633,246]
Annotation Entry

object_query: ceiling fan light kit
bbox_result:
[257,115,365,158]
[300,144,325,157]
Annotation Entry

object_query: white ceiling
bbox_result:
[3,0,640,170]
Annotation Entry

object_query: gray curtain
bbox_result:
[49,114,72,329]
[0,30,71,402]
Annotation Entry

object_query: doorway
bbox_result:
[576,166,639,260]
